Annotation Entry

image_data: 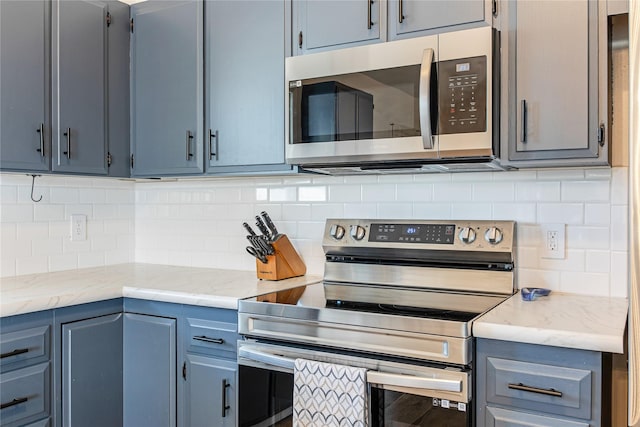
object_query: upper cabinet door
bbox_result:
[52,0,108,175]
[508,0,604,163]
[388,0,487,40]
[205,0,289,173]
[293,0,381,55]
[0,0,49,172]
[130,0,204,177]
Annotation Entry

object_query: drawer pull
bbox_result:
[1,397,28,410]
[508,382,563,397]
[193,336,224,345]
[0,348,29,359]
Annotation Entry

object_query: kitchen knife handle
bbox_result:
[398,0,404,23]
[367,0,373,29]
[260,211,279,236]
[208,129,218,160]
[63,127,71,159]
[255,216,271,237]
[186,130,194,161]
[243,222,257,236]
[37,123,45,157]
[520,99,527,143]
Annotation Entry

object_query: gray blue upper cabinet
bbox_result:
[0,0,50,172]
[387,0,490,41]
[0,0,130,176]
[501,0,608,166]
[292,0,490,54]
[204,0,291,174]
[130,0,204,177]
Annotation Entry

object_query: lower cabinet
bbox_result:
[476,338,610,427]
[123,312,177,427]
[1,298,239,427]
[184,354,236,427]
[61,312,123,427]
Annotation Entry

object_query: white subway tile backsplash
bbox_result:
[433,183,472,201]
[562,181,610,202]
[584,203,611,225]
[362,184,396,202]
[473,182,514,202]
[329,185,361,202]
[537,203,583,224]
[0,167,629,298]
[377,203,412,219]
[451,203,491,219]
[515,181,561,202]
[33,205,64,222]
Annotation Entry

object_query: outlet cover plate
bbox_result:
[70,214,87,241]
[540,223,565,259]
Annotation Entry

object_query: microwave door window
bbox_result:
[290,65,421,144]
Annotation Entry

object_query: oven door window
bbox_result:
[239,365,470,427]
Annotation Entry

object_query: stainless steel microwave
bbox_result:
[285,26,503,174]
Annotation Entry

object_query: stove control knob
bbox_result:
[329,224,346,240]
[350,225,366,241]
[485,227,503,245]
[459,227,476,244]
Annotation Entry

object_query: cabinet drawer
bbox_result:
[1,325,50,372]
[486,406,589,427]
[185,318,238,359]
[24,417,50,427]
[486,357,591,420]
[0,362,50,426]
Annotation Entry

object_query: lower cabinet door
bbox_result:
[486,406,589,427]
[184,353,236,427]
[123,313,176,427]
[61,313,123,427]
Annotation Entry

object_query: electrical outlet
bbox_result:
[70,214,87,241]
[540,223,565,259]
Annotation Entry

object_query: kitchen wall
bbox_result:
[0,167,629,298]
[0,174,135,276]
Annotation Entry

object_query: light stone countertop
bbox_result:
[0,263,322,317]
[473,291,629,354]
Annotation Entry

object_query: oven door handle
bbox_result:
[240,347,462,393]
[239,347,296,370]
[366,371,462,393]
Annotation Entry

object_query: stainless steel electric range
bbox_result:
[237,219,516,427]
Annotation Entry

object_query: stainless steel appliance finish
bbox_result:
[238,218,515,426]
[239,219,516,366]
[284,26,504,174]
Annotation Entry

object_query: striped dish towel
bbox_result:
[293,358,369,427]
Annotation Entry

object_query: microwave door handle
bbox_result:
[366,371,461,393]
[419,48,435,149]
[238,347,296,370]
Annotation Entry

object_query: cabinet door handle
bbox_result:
[508,382,562,397]
[193,335,224,344]
[0,348,29,359]
[63,127,71,159]
[186,130,194,161]
[398,0,404,23]
[367,0,373,29]
[221,379,230,417]
[520,99,527,143]
[1,397,28,410]
[208,129,218,160]
[36,123,45,156]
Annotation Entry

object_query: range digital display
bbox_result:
[369,223,455,244]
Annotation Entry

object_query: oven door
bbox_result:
[237,341,472,427]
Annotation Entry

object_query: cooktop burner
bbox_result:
[326,300,478,322]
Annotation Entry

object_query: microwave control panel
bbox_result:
[438,55,487,135]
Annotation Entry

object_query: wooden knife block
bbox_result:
[255,235,306,281]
